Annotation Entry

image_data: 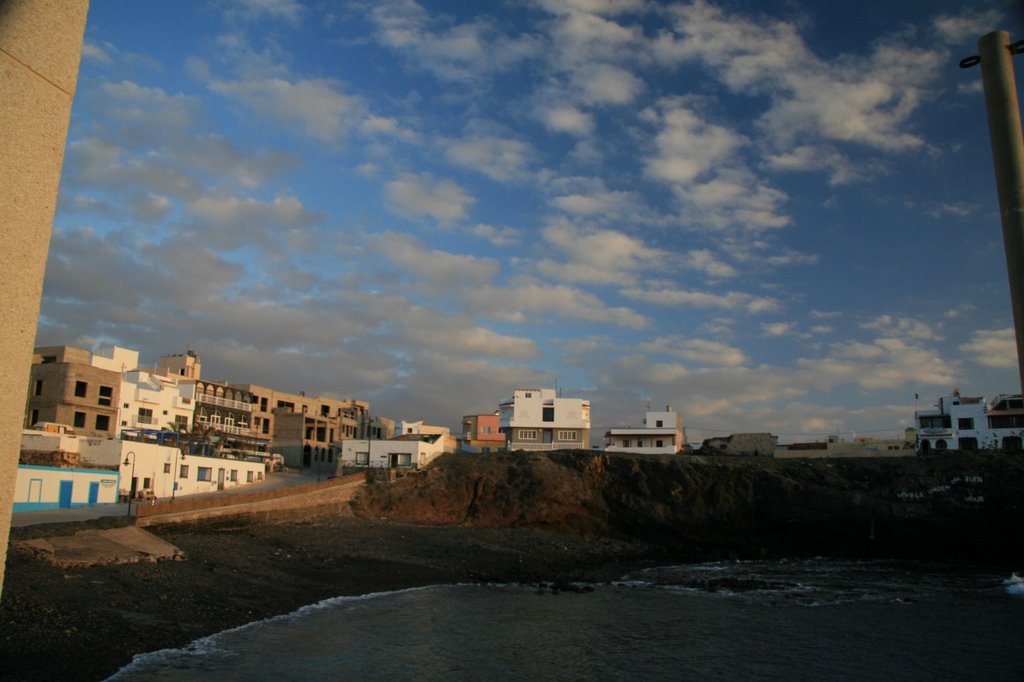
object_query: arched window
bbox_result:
[935,439,948,450]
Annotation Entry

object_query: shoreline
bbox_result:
[0,515,653,682]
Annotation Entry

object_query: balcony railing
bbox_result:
[507,442,585,451]
[196,393,252,412]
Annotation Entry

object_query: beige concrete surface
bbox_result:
[0,0,89,598]
[12,525,184,568]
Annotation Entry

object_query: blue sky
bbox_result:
[38,0,1024,444]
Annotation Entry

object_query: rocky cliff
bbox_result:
[351,451,1024,562]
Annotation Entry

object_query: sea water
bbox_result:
[107,559,1024,681]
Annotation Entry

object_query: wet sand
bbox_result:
[0,515,651,681]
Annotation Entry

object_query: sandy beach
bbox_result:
[0,515,651,682]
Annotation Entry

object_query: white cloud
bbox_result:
[638,336,748,367]
[539,106,596,136]
[621,285,779,314]
[444,133,534,182]
[369,0,542,82]
[960,328,1017,368]
[209,77,364,144]
[384,173,475,224]
[469,282,649,329]
[550,189,636,216]
[535,219,665,285]
[385,236,500,291]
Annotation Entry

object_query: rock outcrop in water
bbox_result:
[351,451,1024,562]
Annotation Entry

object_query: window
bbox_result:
[482,426,492,434]
[98,385,113,406]
[30,409,38,425]
[524,392,532,398]
[656,440,664,448]
[542,407,554,422]
[163,463,171,474]
[74,381,87,397]
[73,411,86,428]
[396,453,412,466]
[137,407,154,425]
[197,467,213,481]
[519,429,537,440]
[656,420,664,427]
[957,418,974,430]
[33,380,42,396]
[95,415,110,431]
[557,431,577,441]
[174,415,188,428]
[356,452,369,465]
[41,355,56,363]
[230,469,238,482]
[179,464,189,478]
[958,437,978,451]
[919,415,951,429]
[143,477,151,489]
[623,439,631,447]
[247,471,254,482]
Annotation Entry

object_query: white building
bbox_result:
[118,367,196,436]
[77,439,266,501]
[337,431,452,470]
[915,392,1024,452]
[13,464,120,511]
[499,388,591,451]
[604,407,686,455]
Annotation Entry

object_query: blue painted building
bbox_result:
[12,465,120,512]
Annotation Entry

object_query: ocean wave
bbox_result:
[1004,573,1024,596]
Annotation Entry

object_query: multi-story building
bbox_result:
[337,422,454,470]
[604,406,686,455]
[459,413,506,453]
[915,392,1024,452]
[192,379,257,453]
[498,388,590,451]
[118,367,196,436]
[233,383,370,469]
[24,345,135,438]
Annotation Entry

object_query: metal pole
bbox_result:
[977,31,1024,393]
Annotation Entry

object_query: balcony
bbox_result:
[507,442,586,451]
[196,393,252,412]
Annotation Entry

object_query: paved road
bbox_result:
[8,468,326,528]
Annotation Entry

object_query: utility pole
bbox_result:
[962,31,1024,393]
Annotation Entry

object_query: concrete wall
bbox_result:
[0,0,89,599]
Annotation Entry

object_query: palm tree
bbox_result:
[164,420,189,453]
[191,422,221,456]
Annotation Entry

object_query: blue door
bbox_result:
[88,481,99,505]
[58,480,73,508]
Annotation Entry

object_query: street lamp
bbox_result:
[123,450,136,517]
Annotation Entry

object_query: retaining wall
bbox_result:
[136,472,365,527]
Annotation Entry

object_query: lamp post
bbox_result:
[123,451,136,517]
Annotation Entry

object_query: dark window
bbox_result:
[179,465,189,479]
[542,407,554,422]
[919,415,951,429]
[41,355,57,364]
[957,418,974,430]
[958,437,978,451]
[656,420,663,427]
[73,412,86,428]
[98,385,113,406]
[163,463,171,474]
[95,415,110,431]
[33,380,42,396]
[1003,436,1023,451]
[74,381,87,397]
[30,409,38,425]
[989,415,1024,429]
[656,440,664,447]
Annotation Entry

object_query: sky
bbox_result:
[37,0,1024,445]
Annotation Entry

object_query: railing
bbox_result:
[507,442,585,451]
[196,393,252,411]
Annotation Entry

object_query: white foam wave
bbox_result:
[1004,573,1024,596]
